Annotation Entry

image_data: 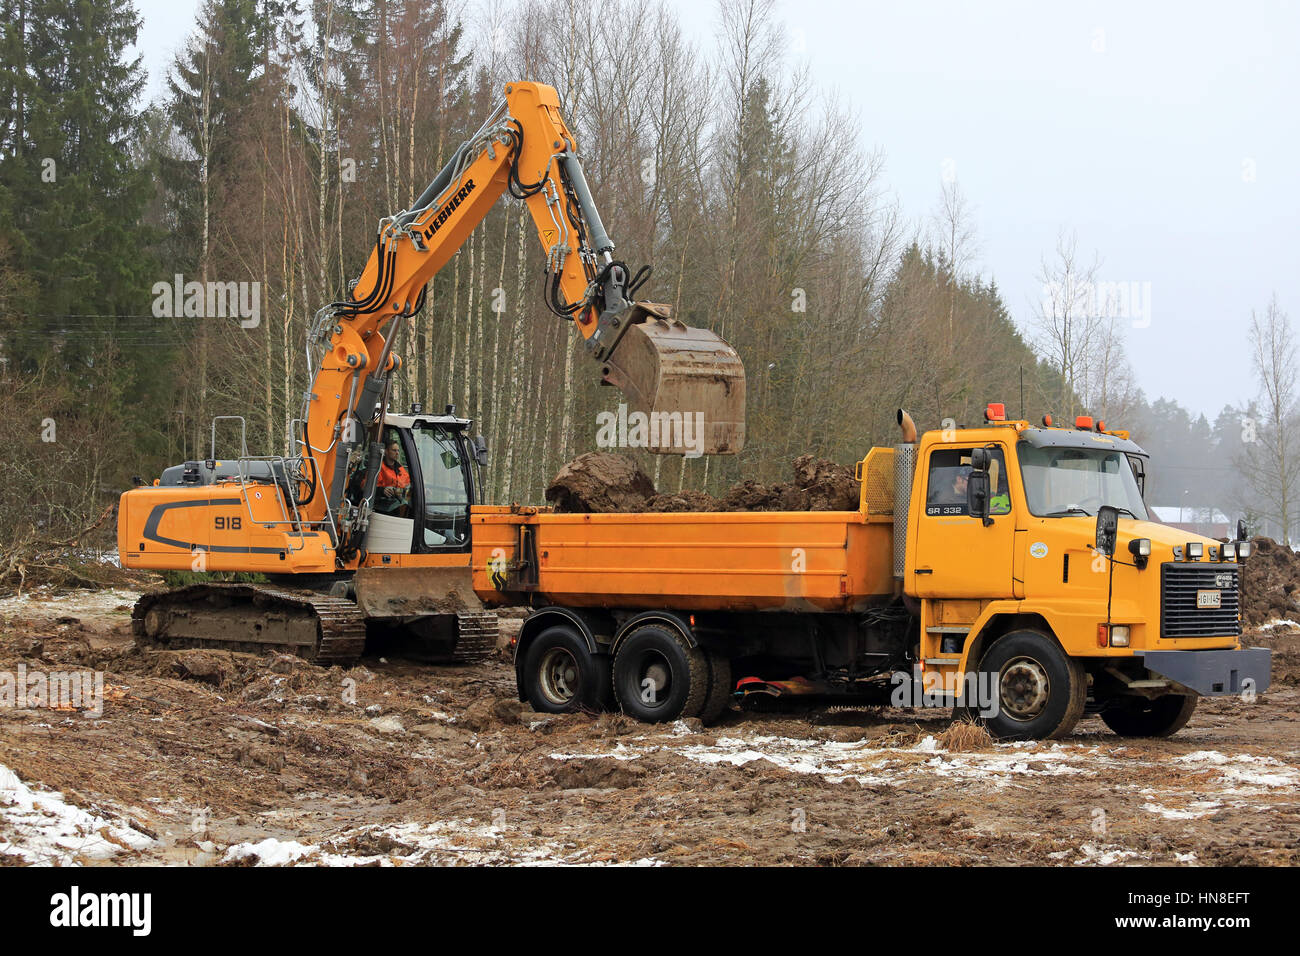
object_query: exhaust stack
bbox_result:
[893,409,918,580]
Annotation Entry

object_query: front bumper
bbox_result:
[1138,647,1271,696]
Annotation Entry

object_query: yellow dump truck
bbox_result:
[473,406,1269,740]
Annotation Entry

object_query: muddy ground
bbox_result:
[0,585,1296,867]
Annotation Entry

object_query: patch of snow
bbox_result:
[1074,842,1141,866]
[1174,751,1230,765]
[0,763,154,865]
[549,743,643,762]
[225,819,646,867]
[0,587,139,617]
[224,838,319,867]
[1140,800,1222,820]
[1218,765,1299,789]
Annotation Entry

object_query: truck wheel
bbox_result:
[975,630,1086,741]
[613,624,709,723]
[1101,694,1197,738]
[700,650,734,725]
[522,626,610,715]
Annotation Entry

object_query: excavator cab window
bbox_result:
[373,427,413,518]
[410,422,472,551]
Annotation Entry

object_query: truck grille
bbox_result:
[1160,562,1241,638]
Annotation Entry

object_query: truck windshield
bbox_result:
[1017,441,1148,519]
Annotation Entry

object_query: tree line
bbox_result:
[0,0,1293,554]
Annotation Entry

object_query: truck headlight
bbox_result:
[1128,537,1150,569]
[1109,625,1130,647]
[1237,540,1253,559]
[1186,541,1203,560]
[1221,541,1237,561]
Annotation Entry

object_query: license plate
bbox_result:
[1197,589,1222,609]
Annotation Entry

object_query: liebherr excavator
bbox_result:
[117,81,746,664]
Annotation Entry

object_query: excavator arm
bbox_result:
[302,82,744,552]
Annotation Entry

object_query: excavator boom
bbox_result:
[309,81,743,525]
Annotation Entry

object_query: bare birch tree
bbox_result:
[1243,295,1298,545]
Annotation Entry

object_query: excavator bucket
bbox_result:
[600,302,746,455]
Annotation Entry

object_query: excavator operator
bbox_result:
[375,439,411,517]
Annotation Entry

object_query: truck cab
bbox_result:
[903,407,1266,739]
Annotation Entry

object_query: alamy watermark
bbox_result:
[1,664,105,717]
[595,403,706,458]
[151,274,261,328]
[1041,279,1152,329]
[890,665,1000,717]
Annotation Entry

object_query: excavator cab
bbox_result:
[348,407,493,658]
[353,408,482,556]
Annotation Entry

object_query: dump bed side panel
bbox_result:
[471,509,893,612]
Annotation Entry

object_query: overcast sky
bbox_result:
[132,0,1299,424]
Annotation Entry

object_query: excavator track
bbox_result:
[132,583,368,666]
[449,611,498,663]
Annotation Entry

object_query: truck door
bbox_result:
[910,443,1016,599]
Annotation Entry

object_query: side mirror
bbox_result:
[967,471,991,524]
[472,435,489,467]
[1236,518,1247,542]
[1096,505,1120,557]
[967,447,992,525]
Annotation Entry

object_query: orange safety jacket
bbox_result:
[377,461,410,491]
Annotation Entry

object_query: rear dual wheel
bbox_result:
[521,626,611,715]
[522,621,733,724]
[612,624,733,724]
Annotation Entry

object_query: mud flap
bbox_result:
[599,302,746,456]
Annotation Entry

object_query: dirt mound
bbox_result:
[546,453,859,514]
[545,452,657,513]
[1240,536,1300,627]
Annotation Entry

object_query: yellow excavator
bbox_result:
[117,81,746,663]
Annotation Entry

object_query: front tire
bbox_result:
[521,626,610,715]
[972,630,1086,741]
[613,624,709,723]
[1101,694,1197,737]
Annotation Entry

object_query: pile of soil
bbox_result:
[544,453,657,513]
[545,452,859,515]
[1239,536,1300,627]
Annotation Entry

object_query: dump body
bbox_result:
[471,505,895,612]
